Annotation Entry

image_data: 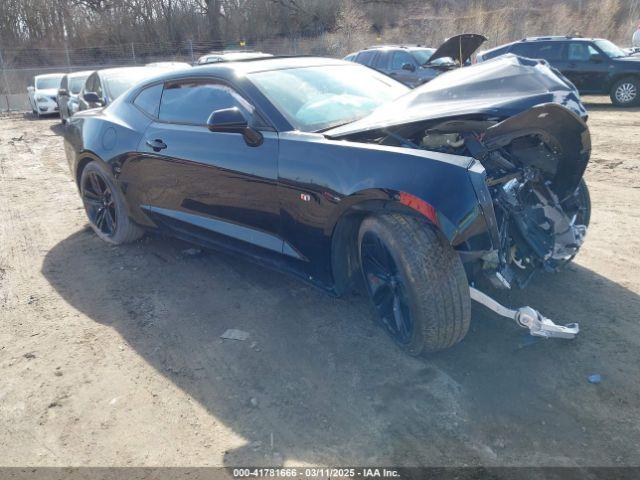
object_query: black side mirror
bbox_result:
[83,91,102,105]
[402,63,416,72]
[589,53,604,63]
[206,107,263,147]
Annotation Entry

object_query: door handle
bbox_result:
[146,138,167,152]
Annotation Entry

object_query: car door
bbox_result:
[389,51,419,86]
[134,78,282,254]
[373,50,392,76]
[560,42,596,92]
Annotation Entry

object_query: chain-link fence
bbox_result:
[0,34,339,112]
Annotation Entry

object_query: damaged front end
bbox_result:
[464,103,591,289]
[327,55,591,291]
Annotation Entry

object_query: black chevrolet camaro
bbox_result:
[63,55,591,354]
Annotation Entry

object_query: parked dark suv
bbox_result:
[477,36,640,106]
[346,34,486,88]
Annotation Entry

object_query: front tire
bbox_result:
[358,213,471,355]
[560,178,591,266]
[610,77,639,106]
[80,161,144,245]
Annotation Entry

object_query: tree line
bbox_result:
[1,0,638,56]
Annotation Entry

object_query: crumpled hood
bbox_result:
[429,33,487,64]
[325,54,586,138]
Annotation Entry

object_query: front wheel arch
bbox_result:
[610,76,640,106]
[330,198,440,296]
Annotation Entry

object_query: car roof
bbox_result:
[363,44,430,50]
[519,35,597,42]
[35,73,65,80]
[65,70,93,79]
[126,56,356,100]
[198,51,272,61]
[479,36,605,56]
[97,66,153,77]
[190,55,350,75]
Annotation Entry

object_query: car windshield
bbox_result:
[105,70,155,99]
[69,76,89,94]
[35,76,63,90]
[248,65,409,132]
[594,39,627,58]
[409,48,435,64]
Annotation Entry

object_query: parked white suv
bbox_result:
[27,73,65,118]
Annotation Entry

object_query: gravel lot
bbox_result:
[0,97,639,467]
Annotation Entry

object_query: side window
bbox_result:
[355,50,377,66]
[536,42,564,62]
[133,83,163,117]
[567,43,590,61]
[391,51,414,70]
[510,43,542,58]
[375,51,391,69]
[587,44,599,57]
[159,80,255,125]
[482,46,509,60]
[95,77,103,98]
[84,74,96,93]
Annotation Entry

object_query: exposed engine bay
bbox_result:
[353,103,591,289]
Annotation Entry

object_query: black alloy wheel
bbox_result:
[81,170,118,237]
[361,231,413,345]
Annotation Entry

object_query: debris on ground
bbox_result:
[221,329,250,341]
[588,374,602,384]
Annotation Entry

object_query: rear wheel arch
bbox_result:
[75,152,104,189]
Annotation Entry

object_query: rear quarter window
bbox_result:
[133,83,163,117]
[480,46,510,60]
[355,50,377,66]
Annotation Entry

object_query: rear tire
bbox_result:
[610,77,639,106]
[80,161,144,245]
[358,213,471,355]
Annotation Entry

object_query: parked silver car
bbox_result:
[57,71,92,124]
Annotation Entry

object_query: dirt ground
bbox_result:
[0,96,639,468]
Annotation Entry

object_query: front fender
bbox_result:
[277,132,495,285]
